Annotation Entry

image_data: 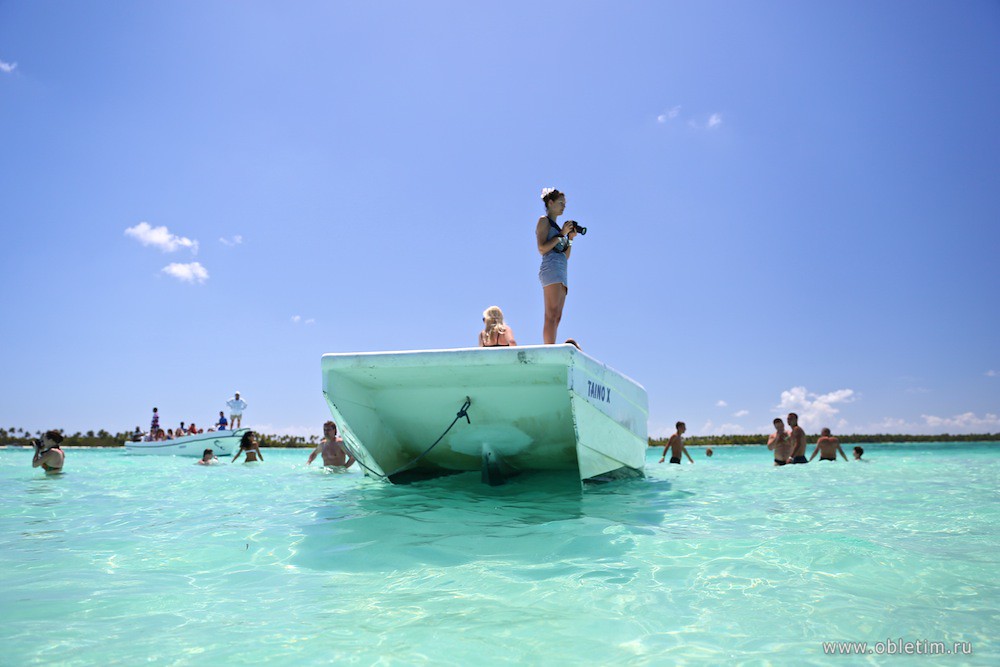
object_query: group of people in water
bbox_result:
[659,415,867,465]
[193,421,354,468]
[31,419,352,472]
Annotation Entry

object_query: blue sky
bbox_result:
[2,1,998,439]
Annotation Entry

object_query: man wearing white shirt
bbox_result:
[226,391,248,429]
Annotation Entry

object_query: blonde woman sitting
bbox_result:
[479,306,517,348]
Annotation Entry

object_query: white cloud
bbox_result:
[291,316,316,325]
[864,417,911,432]
[305,318,315,325]
[698,419,746,436]
[733,409,749,418]
[125,222,198,254]
[657,106,681,123]
[777,386,856,430]
[986,370,998,377]
[921,412,1000,430]
[161,262,208,284]
[715,400,728,408]
[0,60,16,74]
[904,387,930,394]
[220,235,243,247]
[291,315,302,324]
[686,112,725,130]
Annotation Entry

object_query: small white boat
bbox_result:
[124,428,248,457]
[321,344,648,485]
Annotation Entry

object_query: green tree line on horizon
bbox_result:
[2,427,997,449]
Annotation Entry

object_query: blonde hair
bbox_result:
[482,306,508,339]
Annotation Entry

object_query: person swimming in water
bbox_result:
[787,413,809,464]
[197,449,219,465]
[853,446,866,461]
[32,430,65,474]
[768,418,792,466]
[809,428,848,462]
[307,421,356,469]
[659,422,693,464]
[232,431,263,463]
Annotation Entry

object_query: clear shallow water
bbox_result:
[1,443,997,665]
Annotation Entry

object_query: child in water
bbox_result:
[232,431,263,463]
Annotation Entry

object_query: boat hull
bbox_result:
[124,428,248,457]
[320,345,648,484]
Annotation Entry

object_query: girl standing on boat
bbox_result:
[536,188,579,344]
[232,431,264,463]
[479,306,517,347]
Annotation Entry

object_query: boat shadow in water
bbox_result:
[292,471,672,574]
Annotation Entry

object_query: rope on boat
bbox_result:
[342,396,472,481]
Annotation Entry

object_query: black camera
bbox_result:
[568,220,587,236]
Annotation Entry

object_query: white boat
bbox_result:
[321,344,648,485]
[124,428,248,457]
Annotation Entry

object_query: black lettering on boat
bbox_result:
[586,380,611,404]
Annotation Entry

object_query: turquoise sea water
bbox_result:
[1,443,997,665]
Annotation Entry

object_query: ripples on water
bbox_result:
[0,444,997,665]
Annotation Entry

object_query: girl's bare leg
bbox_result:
[542,283,567,344]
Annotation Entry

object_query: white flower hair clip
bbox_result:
[541,187,557,200]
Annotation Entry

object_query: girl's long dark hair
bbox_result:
[240,431,255,449]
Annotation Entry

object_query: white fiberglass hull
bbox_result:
[124,428,248,457]
[321,344,648,485]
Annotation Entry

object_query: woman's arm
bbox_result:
[506,327,517,346]
[232,450,243,463]
[478,331,486,347]
[536,218,565,255]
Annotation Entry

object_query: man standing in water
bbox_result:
[227,391,247,429]
[658,422,693,464]
[32,430,65,473]
[788,412,808,464]
[809,428,848,462]
[768,417,792,466]
[307,421,356,469]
